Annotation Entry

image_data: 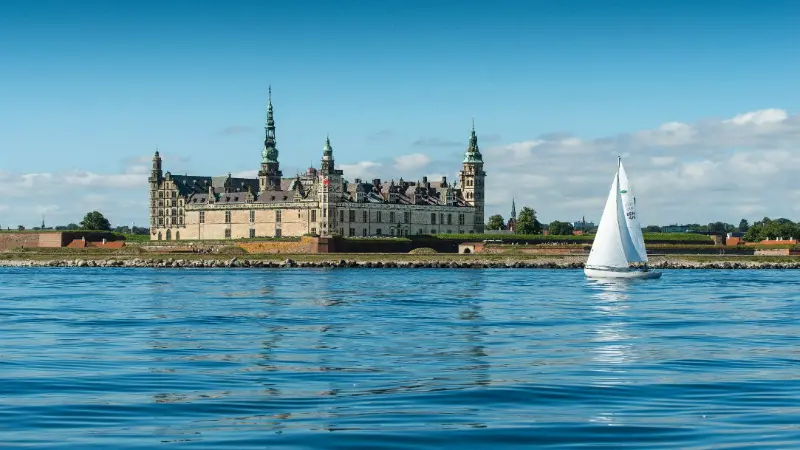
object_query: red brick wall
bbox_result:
[0,233,43,250]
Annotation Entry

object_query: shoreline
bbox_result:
[1,256,799,269]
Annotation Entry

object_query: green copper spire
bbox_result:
[463,119,484,163]
[262,85,279,164]
[321,134,335,173]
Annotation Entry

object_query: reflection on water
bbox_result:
[587,279,636,382]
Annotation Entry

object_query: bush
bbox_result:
[409,247,437,254]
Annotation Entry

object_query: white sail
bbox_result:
[618,163,648,262]
[586,170,630,269]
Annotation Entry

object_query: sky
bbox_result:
[1,0,799,228]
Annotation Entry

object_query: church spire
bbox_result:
[511,197,516,220]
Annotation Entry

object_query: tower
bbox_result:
[507,197,517,232]
[318,136,344,236]
[259,86,283,191]
[148,150,163,228]
[321,135,335,174]
[458,120,486,232]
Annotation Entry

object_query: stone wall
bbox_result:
[237,236,319,254]
[755,248,791,256]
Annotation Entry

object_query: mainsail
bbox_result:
[586,165,645,270]
[618,162,648,262]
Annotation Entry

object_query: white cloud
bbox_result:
[724,109,788,126]
[393,153,431,172]
[484,108,800,224]
[0,204,9,212]
[339,161,382,180]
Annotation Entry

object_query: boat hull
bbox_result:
[584,267,662,279]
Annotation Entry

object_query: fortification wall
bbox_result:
[238,236,319,254]
[0,233,42,250]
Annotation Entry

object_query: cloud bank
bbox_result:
[1,108,798,228]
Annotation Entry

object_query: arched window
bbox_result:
[166,229,171,240]
[157,232,162,241]
[175,231,180,240]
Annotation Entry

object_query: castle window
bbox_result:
[349,210,355,222]
[389,211,395,223]
[349,228,355,236]
[283,196,288,201]
[276,210,282,222]
[225,229,231,238]
[311,227,317,234]
[431,229,435,234]
[430,213,436,225]
[459,214,465,225]
[225,210,231,223]
[447,214,452,225]
[158,218,163,226]
[250,228,255,238]
[199,211,205,224]
[340,210,345,222]
[176,231,180,240]
[250,210,255,223]
[166,229,171,240]
[390,229,395,236]
[159,191,163,198]
[159,200,163,207]
[440,213,444,225]
[322,208,326,218]
[404,211,410,223]
[157,232,162,240]
[362,210,367,222]
[362,228,367,237]
[158,208,163,216]
[178,217,183,225]
[311,210,317,222]
[172,208,177,216]
[418,229,423,235]
[376,211,382,222]
[376,228,382,235]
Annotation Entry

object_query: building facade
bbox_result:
[148,90,486,241]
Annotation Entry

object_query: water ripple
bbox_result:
[1,268,799,448]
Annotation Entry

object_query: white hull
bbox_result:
[584,267,662,279]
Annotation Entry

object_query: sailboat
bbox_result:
[584,158,661,279]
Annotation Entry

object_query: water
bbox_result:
[1,268,799,449]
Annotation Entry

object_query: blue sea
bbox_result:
[1,268,799,449]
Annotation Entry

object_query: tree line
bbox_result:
[485,211,800,242]
[3,211,149,235]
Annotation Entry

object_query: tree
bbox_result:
[738,219,749,232]
[79,211,111,231]
[548,220,574,235]
[486,214,505,231]
[643,225,662,233]
[516,207,542,234]
[707,222,728,234]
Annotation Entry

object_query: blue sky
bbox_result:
[1,0,799,228]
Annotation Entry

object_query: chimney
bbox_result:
[372,178,381,187]
[422,176,428,184]
[441,176,447,185]
[355,178,361,184]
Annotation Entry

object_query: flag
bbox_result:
[323,177,330,186]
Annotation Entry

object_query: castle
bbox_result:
[148,89,486,241]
